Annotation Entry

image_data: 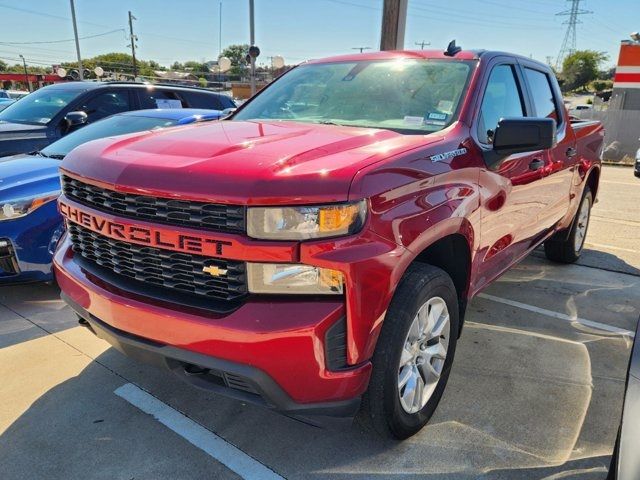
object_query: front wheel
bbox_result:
[361,264,459,439]
[544,188,593,264]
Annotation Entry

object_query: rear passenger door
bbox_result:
[520,61,576,230]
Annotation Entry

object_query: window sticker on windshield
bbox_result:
[403,115,424,126]
[437,100,454,113]
[155,99,183,109]
[427,112,448,121]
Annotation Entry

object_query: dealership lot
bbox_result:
[0,165,638,480]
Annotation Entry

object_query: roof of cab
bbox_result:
[305,49,550,70]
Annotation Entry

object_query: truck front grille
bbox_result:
[0,239,19,276]
[61,175,246,234]
[68,224,247,304]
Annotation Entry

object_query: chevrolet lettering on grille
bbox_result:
[59,201,232,256]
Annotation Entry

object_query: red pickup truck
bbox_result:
[55,48,603,439]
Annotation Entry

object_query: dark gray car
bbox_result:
[0,81,235,157]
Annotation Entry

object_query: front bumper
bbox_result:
[54,236,374,411]
[65,292,362,417]
[0,201,63,283]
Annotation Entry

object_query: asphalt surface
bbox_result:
[1,165,638,480]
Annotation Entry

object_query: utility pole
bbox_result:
[555,0,592,70]
[249,0,256,96]
[415,40,430,50]
[351,47,371,53]
[219,1,223,58]
[380,0,408,51]
[69,0,83,80]
[128,11,138,79]
[19,54,31,92]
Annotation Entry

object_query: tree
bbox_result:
[62,52,157,79]
[590,79,613,92]
[561,50,609,92]
[220,44,249,76]
[0,60,7,71]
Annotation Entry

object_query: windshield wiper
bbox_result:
[29,150,64,159]
[316,120,343,126]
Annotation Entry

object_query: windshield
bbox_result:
[233,59,473,133]
[0,88,83,125]
[41,114,177,158]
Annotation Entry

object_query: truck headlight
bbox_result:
[0,192,59,221]
[247,200,366,240]
[247,263,344,294]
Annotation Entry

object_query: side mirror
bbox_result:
[64,111,88,130]
[221,107,236,119]
[492,117,556,156]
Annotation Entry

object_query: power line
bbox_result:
[556,0,592,70]
[0,29,125,45]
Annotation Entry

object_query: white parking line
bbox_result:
[115,383,284,480]
[477,293,635,338]
[585,242,638,254]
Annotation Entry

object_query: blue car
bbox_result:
[0,108,222,284]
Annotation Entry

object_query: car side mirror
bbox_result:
[221,107,236,119]
[492,117,556,156]
[64,111,88,130]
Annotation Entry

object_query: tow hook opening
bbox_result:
[183,363,210,376]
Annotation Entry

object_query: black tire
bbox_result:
[360,263,459,439]
[544,188,593,264]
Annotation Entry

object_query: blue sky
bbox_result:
[0,0,635,69]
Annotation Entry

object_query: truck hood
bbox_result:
[0,154,61,201]
[61,120,441,205]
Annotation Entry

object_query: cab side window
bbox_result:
[81,91,131,122]
[477,65,525,144]
[524,68,561,125]
[137,90,187,109]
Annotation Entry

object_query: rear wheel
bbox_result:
[544,188,592,264]
[361,264,459,439]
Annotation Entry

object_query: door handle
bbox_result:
[529,158,545,171]
[566,147,577,158]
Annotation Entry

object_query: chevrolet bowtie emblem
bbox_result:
[202,265,228,277]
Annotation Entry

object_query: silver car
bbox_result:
[608,316,640,479]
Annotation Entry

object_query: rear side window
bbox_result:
[179,90,224,110]
[524,68,560,124]
[477,65,525,144]
[137,89,187,109]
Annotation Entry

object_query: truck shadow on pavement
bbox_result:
[0,341,616,480]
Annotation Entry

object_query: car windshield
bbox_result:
[41,114,178,158]
[233,59,474,134]
[0,88,83,125]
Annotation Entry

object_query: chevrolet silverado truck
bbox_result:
[54,47,603,439]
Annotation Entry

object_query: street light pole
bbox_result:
[19,55,31,92]
[69,0,84,80]
[249,0,256,96]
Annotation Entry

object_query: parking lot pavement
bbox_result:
[1,165,638,480]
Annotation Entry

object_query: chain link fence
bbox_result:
[575,97,639,162]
